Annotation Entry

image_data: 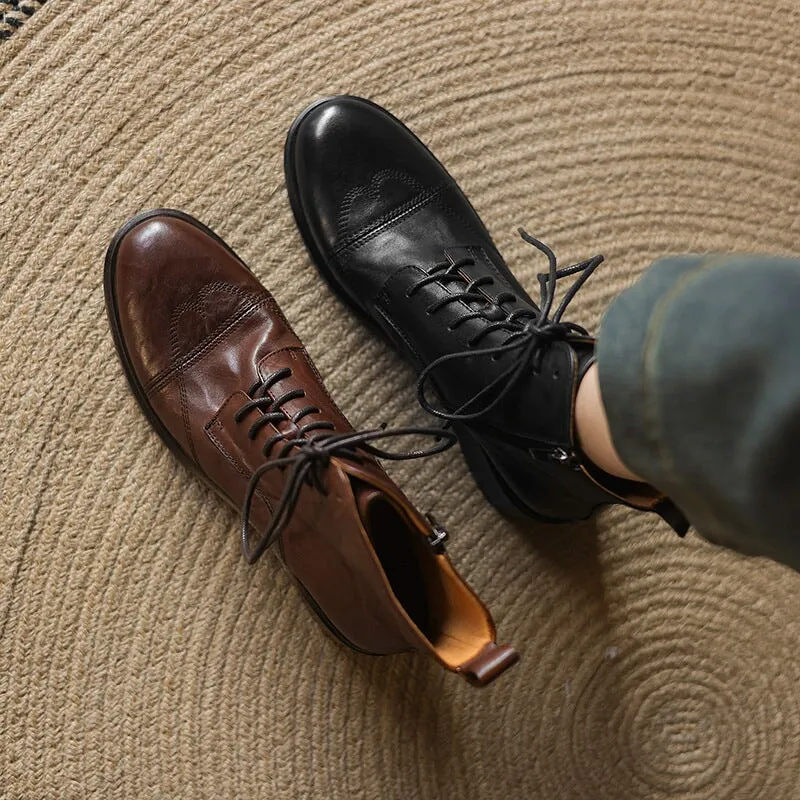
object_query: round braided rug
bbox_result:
[1,2,799,797]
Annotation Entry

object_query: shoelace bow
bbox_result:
[414,228,603,422]
[235,367,456,564]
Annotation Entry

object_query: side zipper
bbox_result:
[530,445,582,470]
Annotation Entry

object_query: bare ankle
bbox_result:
[575,363,644,483]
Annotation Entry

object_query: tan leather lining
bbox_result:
[345,462,495,669]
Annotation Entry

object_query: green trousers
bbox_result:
[597,254,800,572]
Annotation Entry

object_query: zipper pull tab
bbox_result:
[424,512,449,554]
[531,445,581,469]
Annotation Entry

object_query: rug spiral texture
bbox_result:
[1,1,799,798]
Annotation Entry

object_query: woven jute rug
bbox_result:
[1,1,799,798]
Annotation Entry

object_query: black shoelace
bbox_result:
[235,367,456,564]
[413,229,603,422]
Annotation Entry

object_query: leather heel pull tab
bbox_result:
[457,643,519,687]
[658,499,690,537]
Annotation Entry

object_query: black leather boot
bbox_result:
[285,95,687,533]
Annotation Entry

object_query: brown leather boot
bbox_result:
[104,209,518,686]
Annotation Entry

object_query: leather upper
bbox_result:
[287,97,580,449]
[289,97,534,312]
[106,210,516,681]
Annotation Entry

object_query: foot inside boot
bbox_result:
[354,483,493,668]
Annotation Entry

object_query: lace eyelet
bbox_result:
[552,369,560,380]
